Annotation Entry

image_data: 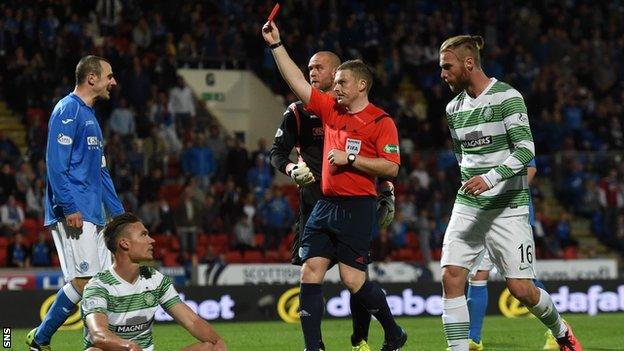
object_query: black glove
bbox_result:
[377,185,395,228]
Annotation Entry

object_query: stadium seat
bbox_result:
[265,250,281,263]
[211,233,230,247]
[0,250,6,267]
[225,251,243,263]
[162,252,179,266]
[159,184,184,207]
[243,250,264,263]
[563,246,579,259]
[0,237,8,249]
[23,218,40,238]
[406,232,419,248]
[254,233,265,247]
[198,234,210,247]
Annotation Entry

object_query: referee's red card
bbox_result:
[268,3,280,22]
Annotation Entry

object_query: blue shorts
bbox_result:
[300,196,377,271]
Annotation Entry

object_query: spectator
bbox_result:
[25,178,45,219]
[181,134,215,189]
[30,231,52,267]
[201,194,221,234]
[259,186,293,252]
[168,75,196,132]
[370,228,395,262]
[108,97,136,139]
[132,17,152,49]
[1,195,24,236]
[150,91,182,153]
[206,125,228,181]
[247,154,272,200]
[0,131,19,166]
[225,137,249,189]
[174,187,203,258]
[7,232,29,267]
[232,215,255,254]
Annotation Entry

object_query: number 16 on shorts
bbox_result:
[2,327,10,349]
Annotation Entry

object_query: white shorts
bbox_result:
[51,221,112,281]
[440,210,536,279]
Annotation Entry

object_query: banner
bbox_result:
[428,259,618,282]
[2,280,623,328]
[0,268,188,290]
[197,262,432,286]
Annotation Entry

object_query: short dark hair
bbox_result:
[75,55,110,85]
[104,213,140,253]
[336,59,374,93]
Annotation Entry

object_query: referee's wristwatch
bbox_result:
[347,153,357,165]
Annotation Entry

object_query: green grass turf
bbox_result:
[10,313,624,350]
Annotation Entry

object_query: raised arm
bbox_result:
[261,21,312,104]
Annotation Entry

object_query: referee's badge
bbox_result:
[345,138,362,154]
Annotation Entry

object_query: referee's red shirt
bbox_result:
[307,88,400,197]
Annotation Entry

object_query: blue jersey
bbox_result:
[44,93,124,226]
[527,158,536,226]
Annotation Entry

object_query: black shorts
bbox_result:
[291,183,322,265]
[300,196,376,271]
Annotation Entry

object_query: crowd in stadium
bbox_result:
[1,0,623,268]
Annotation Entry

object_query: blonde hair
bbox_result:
[440,35,485,68]
[337,59,374,93]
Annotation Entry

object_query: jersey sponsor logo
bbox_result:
[115,321,151,333]
[312,127,324,136]
[87,136,99,146]
[61,118,74,124]
[345,138,362,154]
[383,144,399,154]
[275,128,283,138]
[277,287,301,323]
[57,134,73,145]
[462,131,492,148]
[85,120,95,126]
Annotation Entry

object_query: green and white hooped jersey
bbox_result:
[446,78,535,217]
[82,267,181,351]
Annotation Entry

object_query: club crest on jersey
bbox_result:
[462,131,492,148]
[482,106,493,121]
[79,261,89,272]
[144,291,156,305]
[345,138,362,154]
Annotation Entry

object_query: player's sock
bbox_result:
[35,282,81,344]
[532,278,546,290]
[350,292,371,345]
[300,283,323,351]
[467,280,488,343]
[352,281,401,341]
[442,295,470,350]
[527,288,567,338]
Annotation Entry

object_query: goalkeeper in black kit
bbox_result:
[269,50,395,351]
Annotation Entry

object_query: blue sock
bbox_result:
[467,280,488,343]
[533,278,546,290]
[350,292,371,345]
[35,283,81,344]
[300,283,323,351]
[353,281,401,341]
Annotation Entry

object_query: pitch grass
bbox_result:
[11,314,624,350]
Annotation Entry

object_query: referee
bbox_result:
[263,22,406,351]
[270,51,392,351]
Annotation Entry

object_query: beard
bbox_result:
[449,70,470,93]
